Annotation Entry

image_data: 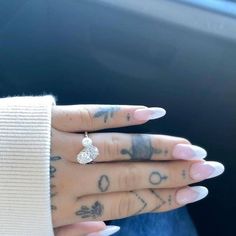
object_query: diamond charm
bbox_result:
[77,133,99,164]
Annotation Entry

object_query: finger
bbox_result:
[52,105,166,132]
[52,130,208,163]
[59,160,224,196]
[55,186,208,226]
[54,221,106,236]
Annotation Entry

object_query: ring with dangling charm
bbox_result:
[76,132,99,164]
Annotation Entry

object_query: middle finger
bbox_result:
[52,130,207,163]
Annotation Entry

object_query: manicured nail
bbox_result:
[173,144,207,160]
[134,107,166,121]
[190,161,225,180]
[87,226,121,236]
[176,186,208,205]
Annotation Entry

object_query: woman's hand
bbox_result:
[50,105,224,228]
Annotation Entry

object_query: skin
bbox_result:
[50,105,217,234]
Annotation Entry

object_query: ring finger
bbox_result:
[51,158,224,197]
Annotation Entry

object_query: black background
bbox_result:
[0,1,236,235]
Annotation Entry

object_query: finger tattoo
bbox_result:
[121,135,167,160]
[150,189,166,211]
[94,106,120,123]
[149,171,168,185]
[75,201,104,219]
[168,195,172,206]
[98,175,110,192]
[131,191,147,215]
[181,170,187,179]
[127,113,131,121]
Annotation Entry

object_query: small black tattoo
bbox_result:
[75,201,104,219]
[50,156,62,161]
[182,170,186,179]
[50,166,56,178]
[50,192,57,198]
[127,113,131,121]
[150,189,166,211]
[51,205,57,211]
[98,175,110,192]
[131,191,147,215]
[50,184,56,189]
[149,171,168,185]
[94,106,120,123]
[121,135,163,161]
[168,195,172,206]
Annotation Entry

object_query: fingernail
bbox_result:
[176,186,208,205]
[134,107,166,121]
[190,161,225,180]
[87,226,121,236]
[173,144,207,160]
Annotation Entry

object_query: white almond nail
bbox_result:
[99,226,120,236]
[134,107,166,121]
[87,226,121,236]
[176,186,209,205]
[173,144,207,160]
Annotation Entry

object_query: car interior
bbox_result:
[0,0,235,235]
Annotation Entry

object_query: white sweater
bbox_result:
[0,96,55,236]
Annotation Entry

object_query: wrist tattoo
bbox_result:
[50,156,61,211]
[51,205,57,211]
[50,156,62,161]
[98,175,110,192]
[75,201,104,219]
[94,106,120,123]
[50,166,56,178]
[120,135,165,161]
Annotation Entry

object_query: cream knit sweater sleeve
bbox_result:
[0,96,55,236]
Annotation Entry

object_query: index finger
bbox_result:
[52,105,166,132]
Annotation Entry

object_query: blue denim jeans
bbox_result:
[109,208,198,236]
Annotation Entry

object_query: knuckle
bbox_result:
[79,107,94,130]
[105,135,120,158]
[115,193,135,218]
[119,164,139,190]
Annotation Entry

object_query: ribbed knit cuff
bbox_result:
[0,96,55,236]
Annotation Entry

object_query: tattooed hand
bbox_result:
[50,105,224,229]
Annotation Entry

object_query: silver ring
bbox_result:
[76,132,99,164]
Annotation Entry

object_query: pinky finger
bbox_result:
[73,186,209,223]
[54,221,107,236]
